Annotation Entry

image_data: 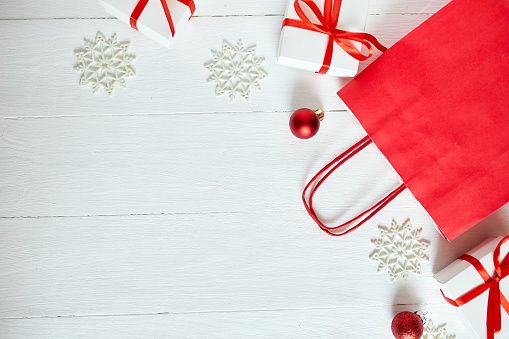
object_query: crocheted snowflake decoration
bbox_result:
[205,40,267,101]
[422,319,455,339]
[74,32,135,96]
[369,220,430,281]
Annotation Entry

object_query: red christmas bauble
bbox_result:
[289,108,324,139]
[391,312,424,339]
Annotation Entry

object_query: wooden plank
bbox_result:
[0,305,471,338]
[0,112,405,218]
[368,0,450,14]
[0,211,497,320]
[0,14,434,118]
[0,16,344,117]
[0,0,450,19]
[0,0,285,19]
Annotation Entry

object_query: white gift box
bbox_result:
[277,0,370,77]
[435,236,509,339]
[99,0,193,49]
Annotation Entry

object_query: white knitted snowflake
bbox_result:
[369,220,430,281]
[205,40,267,101]
[422,319,455,339]
[74,32,135,96]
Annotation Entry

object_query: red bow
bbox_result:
[282,0,386,74]
[442,236,509,339]
[130,0,196,37]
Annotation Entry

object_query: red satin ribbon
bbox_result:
[282,0,386,74]
[130,0,196,37]
[441,236,509,339]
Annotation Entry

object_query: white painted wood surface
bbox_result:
[1,0,507,338]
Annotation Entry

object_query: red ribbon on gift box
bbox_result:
[441,236,509,339]
[130,0,195,37]
[282,0,386,74]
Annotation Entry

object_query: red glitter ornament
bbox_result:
[391,312,424,339]
[289,108,324,139]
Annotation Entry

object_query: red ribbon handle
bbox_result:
[441,236,509,339]
[282,0,387,74]
[303,135,407,236]
[130,0,196,37]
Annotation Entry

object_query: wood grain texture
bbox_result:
[2,209,508,337]
[0,0,501,338]
[0,112,403,218]
[0,212,441,318]
[0,305,470,338]
[0,17,344,117]
[0,0,451,19]
[3,210,507,338]
[0,13,438,118]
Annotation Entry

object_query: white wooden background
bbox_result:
[1,0,508,338]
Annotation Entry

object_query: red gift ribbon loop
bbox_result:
[130,0,195,37]
[441,236,509,339]
[281,0,387,74]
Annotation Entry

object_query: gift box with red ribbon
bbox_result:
[278,0,386,77]
[99,0,195,49]
[435,236,509,339]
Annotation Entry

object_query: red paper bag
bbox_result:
[305,0,509,241]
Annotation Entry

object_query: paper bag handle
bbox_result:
[303,135,407,236]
